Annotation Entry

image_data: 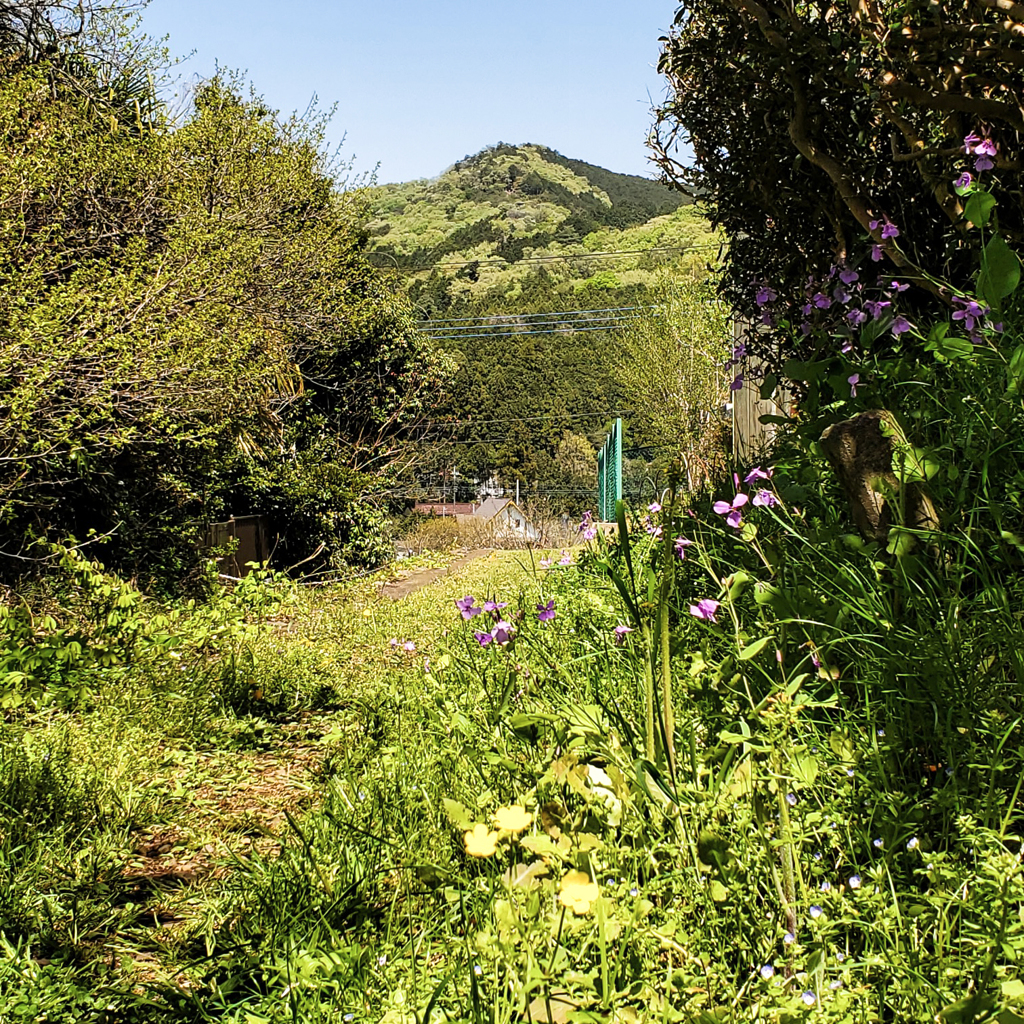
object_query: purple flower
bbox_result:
[890,279,910,294]
[954,171,973,192]
[870,217,899,240]
[760,964,775,980]
[491,620,514,645]
[540,557,552,568]
[744,466,773,483]
[730,373,744,392]
[846,308,867,327]
[833,285,852,305]
[812,291,832,310]
[891,315,912,336]
[848,874,862,889]
[389,638,398,648]
[648,501,662,513]
[848,373,860,398]
[732,342,748,361]
[456,596,482,620]
[801,302,813,316]
[536,599,556,623]
[577,511,593,533]
[689,599,720,623]
[786,792,797,806]
[802,991,817,1007]
[756,285,777,306]
[863,299,890,320]
[402,641,416,652]
[839,267,859,285]
[809,905,823,919]
[973,138,997,171]
[713,492,749,529]
[952,296,988,332]
[484,599,508,613]
[581,526,597,541]
[752,489,778,508]
[674,536,694,559]
[613,623,633,645]
[963,132,981,153]
[474,631,494,646]
[558,550,573,566]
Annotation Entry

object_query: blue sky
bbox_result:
[140,1,678,185]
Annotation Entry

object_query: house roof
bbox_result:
[473,496,510,519]
[474,497,532,522]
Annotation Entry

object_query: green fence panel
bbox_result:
[597,418,623,520]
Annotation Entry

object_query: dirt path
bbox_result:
[378,547,492,600]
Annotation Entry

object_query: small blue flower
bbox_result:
[802,991,817,1006]
[906,837,919,851]
[830,979,842,990]
[629,887,639,898]
[809,905,823,919]
[786,792,798,807]
[873,838,883,849]
[848,874,862,889]
[784,931,796,944]
[760,963,775,980]
[820,880,831,891]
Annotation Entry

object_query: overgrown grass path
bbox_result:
[115,548,542,989]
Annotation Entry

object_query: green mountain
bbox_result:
[367,144,719,512]
[367,143,715,308]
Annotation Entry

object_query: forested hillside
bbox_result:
[368,144,722,511]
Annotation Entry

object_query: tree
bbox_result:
[650,0,1024,368]
[0,54,448,585]
[612,277,730,488]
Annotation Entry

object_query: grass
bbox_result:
[4,496,1024,1023]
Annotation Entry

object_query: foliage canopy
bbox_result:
[651,0,1024,364]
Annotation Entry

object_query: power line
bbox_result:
[421,321,644,341]
[416,304,654,326]
[413,410,630,429]
[420,312,651,336]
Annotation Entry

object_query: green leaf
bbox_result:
[1002,979,1024,1001]
[709,879,728,902]
[442,799,474,830]
[964,189,997,228]
[1008,343,1024,395]
[938,994,996,1022]
[759,373,778,401]
[792,753,819,786]
[782,358,824,383]
[886,526,916,558]
[738,636,772,661]
[978,235,1021,310]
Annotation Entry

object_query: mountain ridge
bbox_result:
[366,142,709,290]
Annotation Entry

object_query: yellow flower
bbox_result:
[464,823,499,858]
[558,870,599,914]
[493,805,533,833]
